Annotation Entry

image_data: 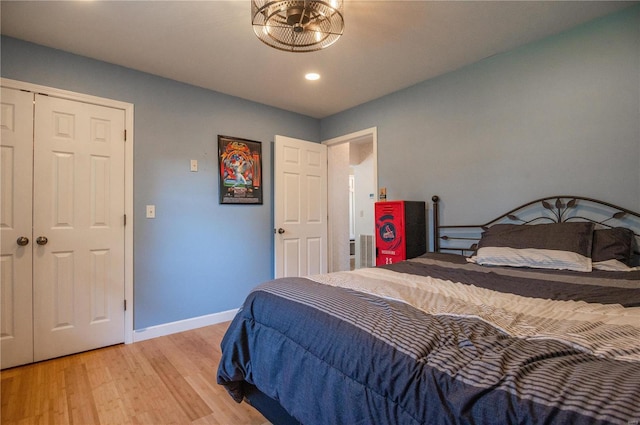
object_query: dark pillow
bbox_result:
[474,222,595,272]
[592,227,635,265]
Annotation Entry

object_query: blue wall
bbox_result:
[321,6,640,227]
[2,5,639,329]
[1,37,320,329]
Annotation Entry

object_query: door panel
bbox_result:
[0,88,34,369]
[306,174,323,222]
[274,135,327,278]
[284,239,301,277]
[306,238,322,275]
[283,172,301,223]
[33,94,125,361]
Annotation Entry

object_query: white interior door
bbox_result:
[1,88,35,369]
[274,135,327,278]
[32,94,126,362]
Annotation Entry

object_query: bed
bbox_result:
[217,195,640,425]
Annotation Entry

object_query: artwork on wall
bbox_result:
[218,135,263,204]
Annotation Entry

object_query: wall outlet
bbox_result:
[146,205,156,218]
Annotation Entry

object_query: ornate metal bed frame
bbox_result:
[431,195,640,256]
[234,195,640,424]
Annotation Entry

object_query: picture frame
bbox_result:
[218,135,263,205]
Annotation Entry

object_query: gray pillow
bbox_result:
[474,222,595,272]
[592,227,634,265]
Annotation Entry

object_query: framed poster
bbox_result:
[218,135,263,204]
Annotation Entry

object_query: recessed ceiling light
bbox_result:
[305,73,321,81]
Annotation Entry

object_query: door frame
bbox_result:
[323,127,378,272]
[1,78,135,345]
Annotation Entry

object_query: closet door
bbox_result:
[0,88,35,369]
[32,94,126,361]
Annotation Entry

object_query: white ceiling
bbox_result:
[1,1,636,119]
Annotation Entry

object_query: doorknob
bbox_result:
[277,228,285,234]
[17,236,29,246]
[36,236,48,245]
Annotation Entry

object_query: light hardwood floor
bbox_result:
[1,322,269,425]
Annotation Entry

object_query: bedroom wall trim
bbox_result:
[0,77,135,345]
[132,308,239,342]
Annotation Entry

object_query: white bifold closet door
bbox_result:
[1,88,34,368]
[1,87,126,369]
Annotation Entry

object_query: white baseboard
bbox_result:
[132,308,239,343]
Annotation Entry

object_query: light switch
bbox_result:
[190,159,198,172]
[146,205,156,218]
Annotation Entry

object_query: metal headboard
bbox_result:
[432,195,640,255]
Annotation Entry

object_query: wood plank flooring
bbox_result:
[1,322,269,425]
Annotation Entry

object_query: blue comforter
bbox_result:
[217,254,640,425]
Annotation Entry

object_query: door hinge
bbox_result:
[124,129,127,141]
[124,299,127,311]
[124,214,127,226]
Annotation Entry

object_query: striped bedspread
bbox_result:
[217,253,640,425]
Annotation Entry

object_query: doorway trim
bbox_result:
[1,77,135,345]
[323,127,378,272]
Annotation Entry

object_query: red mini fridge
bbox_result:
[375,201,426,266]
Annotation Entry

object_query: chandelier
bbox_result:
[251,0,344,52]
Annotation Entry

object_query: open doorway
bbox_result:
[324,128,378,273]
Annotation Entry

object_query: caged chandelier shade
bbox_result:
[251,0,344,52]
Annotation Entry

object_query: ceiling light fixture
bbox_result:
[251,0,344,53]
[305,72,321,81]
